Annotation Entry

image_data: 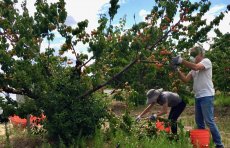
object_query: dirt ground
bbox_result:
[0,124,5,136]
[110,100,230,117]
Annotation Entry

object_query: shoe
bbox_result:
[216,145,224,148]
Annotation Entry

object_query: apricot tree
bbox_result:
[0,0,228,145]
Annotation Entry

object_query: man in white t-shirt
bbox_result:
[172,46,224,148]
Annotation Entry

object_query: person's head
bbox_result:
[189,46,205,63]
[146,88,163,104]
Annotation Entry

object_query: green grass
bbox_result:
[0,95,230,147]
[214,94,230,106]
[91,127,194,148]
[185,94,230,106]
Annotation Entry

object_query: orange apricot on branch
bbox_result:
[171,26,178,32]
[91,30,97,36]
[150,54,155,60]
[67,60,73,64]
[160,50,171,55]
[147,54,156,61]
[164,16,171,23]
[171,28,179,32]
[168,72,174,78]
[162,57,168,62]
[155,63,163,69]
[181,16,188,22]
[107,35,112,41]
[161,26,168,30]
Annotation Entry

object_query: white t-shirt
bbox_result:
[189,58,215,98]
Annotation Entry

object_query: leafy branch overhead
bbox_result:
[109,0,120,21]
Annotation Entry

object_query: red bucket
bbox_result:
[190,129,210,148]
[9,114,46,128]
[156,120,171,133]
[9,115,27,128]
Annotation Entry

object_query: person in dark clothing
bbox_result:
[136,88,186,134]
[0,108,9,123]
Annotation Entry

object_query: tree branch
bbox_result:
[1,86,39,100]
[77,58,138,99]
[79,56,94,69]
[1,86,24,95]
[76,20,181,100]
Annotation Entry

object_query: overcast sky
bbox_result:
[13,0,230,57]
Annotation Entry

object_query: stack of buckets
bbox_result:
[9,114,46,128]
[9,115,27,128]
[190,129,210,148]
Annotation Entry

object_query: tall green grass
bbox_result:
[186,94,230,106]
[214,94,230,106]
[89,126,194,148]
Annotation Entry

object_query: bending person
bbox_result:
[136,88,186,134]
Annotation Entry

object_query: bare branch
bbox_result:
[1,87,24,95]
[1,86,39,100]
[77,58,138,99]
[79,56,94,69]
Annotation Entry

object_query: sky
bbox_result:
[62,1,227,54]
[67,0,228,59]
[14,0,230,56]
[1,0,230,100]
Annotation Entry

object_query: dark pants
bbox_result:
[168,100,186,134]
[0,115,9,123]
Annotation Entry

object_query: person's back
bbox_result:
[157,91,182,107]
[136,88,186,134]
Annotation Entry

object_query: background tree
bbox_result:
[206,31,230,93]
[0,0,107,145]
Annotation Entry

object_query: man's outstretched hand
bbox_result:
[148,114,157,121]
[171,63,179,71]
[171,56,183,65]
[135,115,141,122]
